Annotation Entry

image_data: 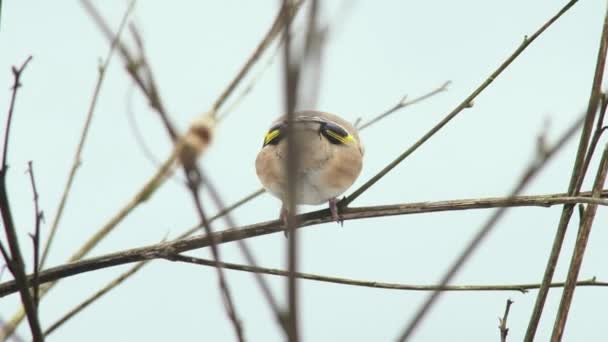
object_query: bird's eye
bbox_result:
[320,122,355,145]
[262,123,285,147]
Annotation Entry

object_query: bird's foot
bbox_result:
[329,197,344,227]
[280,206,289,238]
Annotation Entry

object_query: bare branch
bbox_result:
[2,190,607,298]
[44,188,264,336]
[343,0,578,208]
[212,0,304,114]
[166,254,608,293]
[26,161,43,307]
[551,145,608,340]
[0,55,44,341]
[524,2,607,340]
[396,112,585,341]
[40,0,135,269]
[499,299,514,342]
[183,169,245,342]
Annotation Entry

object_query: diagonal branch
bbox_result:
[524,3,608,340]
[396,112,585,341]
[356,81,451,131]
[343,0,579,207]
[43,188,263,336]
[551,145,608,340]
[40,0,135,271]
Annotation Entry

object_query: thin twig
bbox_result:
[357,81,451,131]
[26,161,43,307]
[115,15,247,336]
[183,168,245,342]
[342,0,578,208]
[217,39,285,122]
[2,147,179,337]
[43,260,146,336]
[499,299,514,342]
[524,2,606,340]
[396,113,585,341]
[166,254,608,293]
[199,173,284,330]
[41,2,305,337]
[43,188,263,336]
[212,0,304,114]
[40,0,135,269]
[81,0,177,141]
[127,23,177,141]
[3,190,608,298]
[0,55,43,341]
[551,145,608,341]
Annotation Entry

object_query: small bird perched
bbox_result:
[255,110,364,227]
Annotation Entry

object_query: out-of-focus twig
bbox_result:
[551,145,608,340]
[343,0,578,208]
[212,0,304,114]
[524,2,606,340]
[43,188,263,336]
[40,0,135,269]
[397,113,585,341]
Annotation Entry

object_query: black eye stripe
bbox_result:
[319,122,352,145]
[263,120,353,146]
[321,122,349,137]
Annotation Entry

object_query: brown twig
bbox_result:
[166,254,608,293]
[115,14,246,337]
[212,0,304,114]
[199,173,284,328]
[81,0,177,141]
[0,55,44,341]
[342,0,578,208]
[356,81,451,131]
[396,113,586,341]
[41,2,303,337]
[2,190,607,298]
[40,0,135,269]
[183,168,245,342]
[499,299,514,342]
[282,0,301,338]
[43,260,147,336]
[122,10,245,338]
[43,188,263,336]
[26,161,43,307]
[524,2,606,340]
[551,145,608,341]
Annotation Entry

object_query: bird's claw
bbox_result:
[329,197,344,227]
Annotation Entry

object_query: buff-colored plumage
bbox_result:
[255,110,363,224]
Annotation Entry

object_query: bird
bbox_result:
[255,110,364,229]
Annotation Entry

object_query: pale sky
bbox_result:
[1,1,607,341]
